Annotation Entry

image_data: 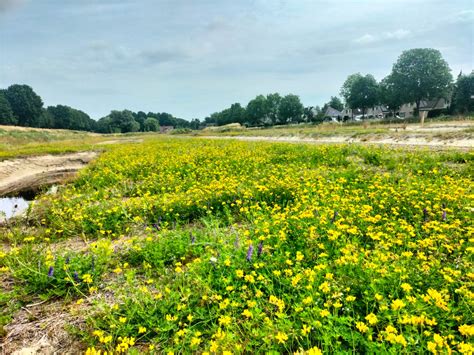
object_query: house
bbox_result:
[398,98,450,118]
[324,107,342,122]
[160,125,174,133]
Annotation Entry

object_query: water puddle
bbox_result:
[0,196,30,219]
[0,186,57,221]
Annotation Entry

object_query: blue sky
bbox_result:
[0,0,472,120]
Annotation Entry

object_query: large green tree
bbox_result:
[144,117,160,131]
[266,93,282,124]
[389,48,452,115]
[340,73,378,118]
[4,84,44,126]
[452,72,474,114]
[278,94,304,124]
[379,75,404,117]
[246,95,268,126]
[0,90,16,125]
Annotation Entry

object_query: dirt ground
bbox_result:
[0,152,98,196]
[204,133,473,149]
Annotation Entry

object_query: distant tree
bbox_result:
[278,94,304,124]
[144,117,160,131]
[266,93,282,124]
[246,95,268,126]
[157,113,177,127]
[190,118,201,130]
[452,72,474,114]
[388,48,452,116]
[4,84,43,126]
[379,75,404,117]
[303,106,315,122]
[328,96,344,111]
[47,105,95,131]
[98,110,139,133]
[133,111,148,131]
[0,90,16,125]
[340,73,378,118]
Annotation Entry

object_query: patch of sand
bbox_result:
[0,152,98,196]
[202,135,473,149]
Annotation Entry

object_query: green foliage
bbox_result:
[328,96,344,111]
[246,95,268,126]
[340,73,378,116]
[47,104,96,131]
[452,72,474,114]
[379,75,404,114]
[388,48,453,112]
[4,84,44,127]
[278,94,304,124]
[0,90,16,125]
[144,117,160,132]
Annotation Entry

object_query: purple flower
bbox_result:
[73,271,80,282]
[442,210,447,221]
[246,244,254,262]
[423,208,429,222]
[257,241,263,257]
[47,266,54,278]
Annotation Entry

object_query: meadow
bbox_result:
[0,137,473,354]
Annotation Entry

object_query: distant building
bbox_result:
[398,98,450,118]
[340,98,450,120]
[160,125,174,133]
[324,107,342,122]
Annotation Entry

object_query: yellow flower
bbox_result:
[218,315,232,326]
[365,313,378,325]
[459,324,474,337]
[320,309,330,317]
[119,317,127,323]
[138,326,146,334]
[242,309,252,318]
[356,322,369,333]
[401,283,413,293]
[391,299,406,311]
[275,331,288,344]
[301,324,311,336]
[236,269,244,278]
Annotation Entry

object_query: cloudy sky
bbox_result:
[0,0,472,120]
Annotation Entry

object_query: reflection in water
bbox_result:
[0,197,30,219]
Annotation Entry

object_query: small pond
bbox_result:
[0,196,30,219]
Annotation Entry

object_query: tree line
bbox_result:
[0,48,472,132]
[0,84,196,133]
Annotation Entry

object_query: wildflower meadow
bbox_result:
[1,138,473,354]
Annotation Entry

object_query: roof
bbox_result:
[325,106,342,117]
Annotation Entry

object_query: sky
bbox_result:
[0,0,472,120]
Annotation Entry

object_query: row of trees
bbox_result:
[0,84,198,133]
[338,48,473,119]
[204,93,305,127]
[0,84,98,130]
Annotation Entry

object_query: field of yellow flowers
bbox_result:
[1,138,473,353]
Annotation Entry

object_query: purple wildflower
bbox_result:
[246,244,254,262]
[47,266,54,278]
[423,208,429,222]
[442,210,447,221]
[257,241,263,257]
[73,271,80,282]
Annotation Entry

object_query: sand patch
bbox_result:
[0,152,98,196]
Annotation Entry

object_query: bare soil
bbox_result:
[0,152,98,196]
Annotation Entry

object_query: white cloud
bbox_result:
[354,29,411,44]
